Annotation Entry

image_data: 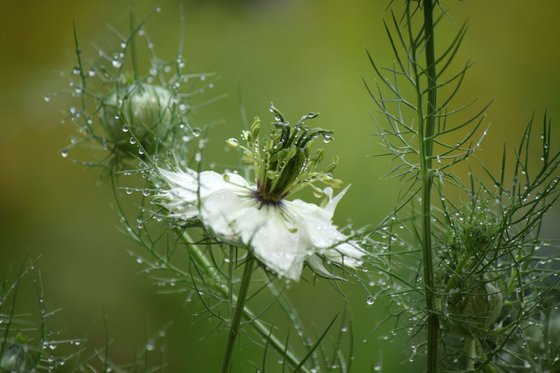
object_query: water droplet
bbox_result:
[60,149,69,158]
[195,152,202,162]
[156,6,162,12]
[72,66,81,75]
[323,133,332,143]
[44,95,51,102]
[112,59,122,69]
[129,137,137,145]
[192,127,202,137]
[366,295,376,305]
[120,42,127,49]
[122,126,129,133]
[179,103,187,111]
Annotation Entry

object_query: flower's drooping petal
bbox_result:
[324,242,365,268]
[307,254,344,280]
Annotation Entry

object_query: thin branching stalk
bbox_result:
[418,0,439,370]
[221,254,255,373]
[178,232,309,373]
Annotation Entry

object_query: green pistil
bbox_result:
[226,104,342,203]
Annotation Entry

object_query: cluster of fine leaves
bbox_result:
[364,1,560,372]
[0,258,169,372]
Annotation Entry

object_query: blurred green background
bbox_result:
[1,0,559,371]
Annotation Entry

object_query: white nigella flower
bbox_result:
[157,105,365,280]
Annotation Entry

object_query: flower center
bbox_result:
[227,104,343,203]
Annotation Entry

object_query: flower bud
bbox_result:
[101,83,175,156]
[446,279,503,338]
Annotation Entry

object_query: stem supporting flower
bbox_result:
[221,254,255,373]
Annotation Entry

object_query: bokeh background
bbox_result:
[1,0,559,371]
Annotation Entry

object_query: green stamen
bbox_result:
[226,104,342,203]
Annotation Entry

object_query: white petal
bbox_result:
[200,188,251,240]
[200,190,302,279]
[158,168,251,219]
[284,199,346,249]
[324,185,351,219]
[247,207,302,280]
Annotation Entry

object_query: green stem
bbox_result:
[465,337,476,371]
[221,254,255,373]
[129,7,139,80]
[419,0,439,371]
[180,232,309,373]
